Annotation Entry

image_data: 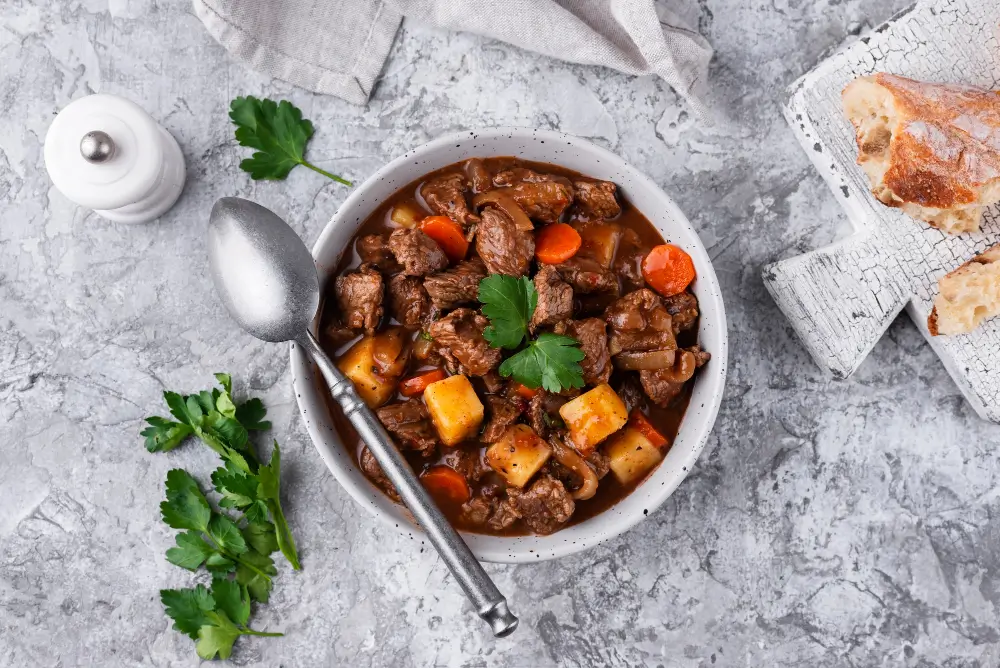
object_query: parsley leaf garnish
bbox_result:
[229,96,351,186]
[499,333,586,393]
[478,275,537,349]
[161,585,215,640]
[478,275,585,392]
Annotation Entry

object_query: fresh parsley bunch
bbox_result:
[229,96,352,186]
[143,374,298,659]
[478,275,585,393]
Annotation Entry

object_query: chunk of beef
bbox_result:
[573,180,621,220]
[586,450,611,480]
[494,167,572,188]
[530,265,574,332]
[493,168,574,223]
[428,308,502,376]
[465,158,492,194]
[376,399,438,456]
[662,291,699,334]
[557,256,619,295]
[334,263,383,335]
[356,234,399,273]
[688,344,712,368]
[360,446,399,502]
[475,207,535,277]
[388,229,449,276]
[460,496,493,526]
[387,274,431,327]
[486,498,520,531]
[321,321,359,350]
[604,288,677,355]
[420,172,479,227]
[482,396,521,443]
[614,373,645,414]
[528,390,570,439]
[638,369,685,408]
[554,318,611,386]
[505,475,575,535]
[441,446,488,482]
[423,257,487,310]
[481,370,505,394]
[613,228,646,293]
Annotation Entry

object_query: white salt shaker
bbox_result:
[44,94,185,224]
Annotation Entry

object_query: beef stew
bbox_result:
[319,157,709,536]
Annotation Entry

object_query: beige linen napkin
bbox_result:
[193,0,712,113]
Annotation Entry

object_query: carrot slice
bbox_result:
[535,223,582,264]
[420,465,471,505]
[512,382,539,399]
[629,410,668,449]
[420,216,468,263]
[399,369,447,397]
[641,244,695,297]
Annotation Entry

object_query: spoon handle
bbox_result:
[299,330,519,637]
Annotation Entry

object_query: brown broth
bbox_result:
[318,157,695,536]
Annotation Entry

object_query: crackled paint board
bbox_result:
[762,0,1000,421]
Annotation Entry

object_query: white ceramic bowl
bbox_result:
[290,128,728,563]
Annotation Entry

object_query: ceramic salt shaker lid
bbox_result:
[44,94,185,224]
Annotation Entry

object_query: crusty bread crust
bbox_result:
[843,74,1000,234]
[928,244,1000,335]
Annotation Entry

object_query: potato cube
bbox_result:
[578,222,622,268]
[605,427,664,485]
[558,383,628,456]
[423,374,484,446]
[486,424,552,488]
[390,201,425,228]
[336,336,396,408]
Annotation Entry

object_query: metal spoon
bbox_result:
[206,197,518,637]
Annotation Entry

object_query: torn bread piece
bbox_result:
[928,244,1000,335]
[842,73,1000,234]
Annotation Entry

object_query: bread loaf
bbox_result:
[928,244,1000,335]
[842,74,1000,234]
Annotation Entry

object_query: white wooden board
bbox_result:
[762,0,1000,422]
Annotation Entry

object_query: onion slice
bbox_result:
[549,437,599,501]
[654,350,697,382]
[614,349,676,371]
[471,191,534,231]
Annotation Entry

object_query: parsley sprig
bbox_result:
[144,374,298,659]
[229,96,351,186]
[477,275,585,392]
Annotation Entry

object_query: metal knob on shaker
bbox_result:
[43,94,186,224]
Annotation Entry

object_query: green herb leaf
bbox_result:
[257,442,301,570]
[214,373,233,396]
[211,578,250,628]
[161,470,211,533]
[242,522,278,556]
[478,275,537,350]
[161,585,215,640]
[141,417,193,453]
[236,550,277,603]
[212,461,259,509]
[229,96,351,186]
[166,530,216,571]
[205,553,236,574]
[164,391,200,427]
[235,398,270,431]
[208,515,247,556]
[196,611,243,660]
[498,333,585,393]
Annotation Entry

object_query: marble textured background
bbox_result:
[4,0,1000,666]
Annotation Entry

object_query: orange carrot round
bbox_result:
[420,465,471,505]
[629,410,668,449]
[512,382,540,399]
[399,368,447,397]
[535,223,582,264]
[642,244,695,297]
[420,216,468,263]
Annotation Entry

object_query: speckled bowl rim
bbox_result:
[290,127,728,563]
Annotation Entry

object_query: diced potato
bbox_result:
[486,424,552,488]
[390,201,425,228]
[336,336,396,408]
[605,427,664,484]
[558,383,628,456]
[423,374,484,446]
[578,222,622,269]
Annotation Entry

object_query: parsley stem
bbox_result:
[242,629,284,637]
[205,534,272,582]
[301,160,352,186]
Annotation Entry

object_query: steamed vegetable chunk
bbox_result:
[423,374,485,446]
[558,383,628,456]
[337,336,396,408]
[486,424,553,488]
[605,426,663,484]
